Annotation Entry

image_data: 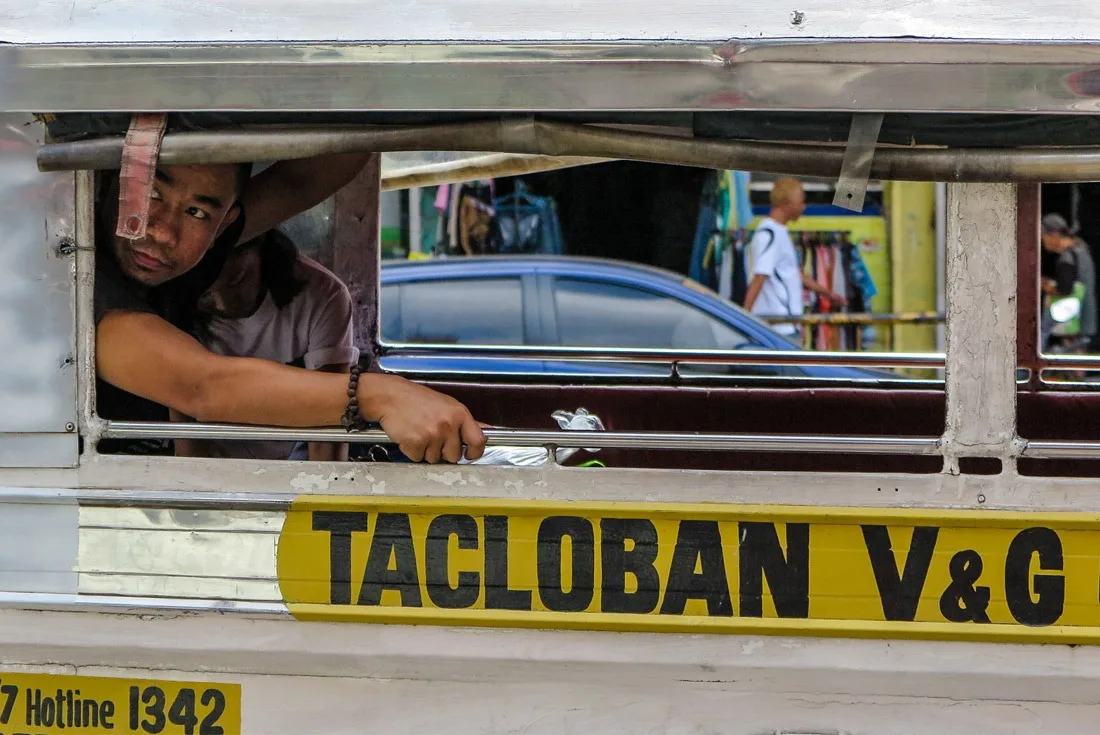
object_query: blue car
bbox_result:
[378,256,891,382]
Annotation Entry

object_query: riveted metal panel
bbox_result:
[0,115,77,467]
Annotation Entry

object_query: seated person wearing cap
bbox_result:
[172,229,357,461]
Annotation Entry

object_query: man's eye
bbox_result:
[150,188,163,201]
[186,207,211,221]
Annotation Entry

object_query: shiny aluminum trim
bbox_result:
[381,343,946,368]
[7,40,1100,115]
[104,421,943,455]
[0,590,288,615]
[0,487,291,510]
[1040,355,1100,370]
[1022,441,1100,459]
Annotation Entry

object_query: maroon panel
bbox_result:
[1018,391,1100,440]
[1017,183,1042,385]
[427,382,946,472]
[429,383,946,435]
[418,380,1100,473]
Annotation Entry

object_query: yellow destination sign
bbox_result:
[0,672,240,735]
[277,497,1100,644]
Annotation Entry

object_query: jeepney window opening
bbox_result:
[75,163,956,472]
[1032,183,1100,389]
[61,122,1098,471]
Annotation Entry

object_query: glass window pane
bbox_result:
[380,284,402,342]
[392,278,524,345]
[550,278,749,350]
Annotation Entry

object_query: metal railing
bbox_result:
[103,422,1100,460]
[761,311,946,326]
[105,421,942,456]
[378,343,946,369]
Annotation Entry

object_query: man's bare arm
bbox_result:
[308,363,351,462]
[97,311,484,463]
[236,153,374,245]
[743,274,768,312]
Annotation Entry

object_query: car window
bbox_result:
[382,277,525,345]
[549,277,751,350]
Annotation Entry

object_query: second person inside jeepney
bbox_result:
[171,228,357,462]
[94,154,485,464]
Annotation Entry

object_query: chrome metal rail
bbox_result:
[106,421,942,455]
[379,343,946,369]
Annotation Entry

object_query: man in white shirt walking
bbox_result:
[743,178,847,337]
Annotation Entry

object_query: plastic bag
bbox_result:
[460,408,605,466]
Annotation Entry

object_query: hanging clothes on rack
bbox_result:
[690,170,752,299]
[433,180,498,256]
[493,180,565,255]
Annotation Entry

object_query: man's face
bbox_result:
[197,243,264,319]
[1042,232,1066,253]
[110,164,241,287]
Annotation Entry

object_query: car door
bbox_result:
[541,274,798,378]
[378,272,544,376]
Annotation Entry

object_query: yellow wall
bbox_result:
[885,182,938,353]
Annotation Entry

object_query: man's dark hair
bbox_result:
[257,229,307,309]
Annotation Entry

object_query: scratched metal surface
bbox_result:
[76,507,284,602]
[6,41,1100,114]
[0,115,77,466]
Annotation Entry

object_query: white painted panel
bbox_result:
[1,0,1098,43]
[943,183,1018,464]
[4,610,1100,733]
[79,507,283,533]
[0,501,77,594]
[77,529,277,580]
[78,573,280,601]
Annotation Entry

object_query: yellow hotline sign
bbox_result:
[0,672,240,735]
[277,497,1100,644]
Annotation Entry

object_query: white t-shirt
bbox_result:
[199,255,360,460]
[749,217,802,336]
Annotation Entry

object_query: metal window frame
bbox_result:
[69,134,1100,475]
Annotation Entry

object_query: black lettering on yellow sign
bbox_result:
[280,500,1093,643]
[485,515,532,611]
[739,522,809,618]
[660,521,731,617]
[425,514,480,609]
[601,518,659,614]
[1005,527,1064,626]
[360,513,422,607]
[0,673,239,735]
[537,516,595,612]
[862,525,939,622]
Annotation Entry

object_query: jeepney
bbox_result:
[5,1,1100,733]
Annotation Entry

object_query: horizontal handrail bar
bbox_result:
[36,119,1100,184]
[1039,356,1100,371]
[1021,441,1100,459]
[379,343,945,369]
[105,422,1100,460]
[761,311,946,326]
[104,421,941,456]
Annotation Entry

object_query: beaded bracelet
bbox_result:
[341,365,370,433]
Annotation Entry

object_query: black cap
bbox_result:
[1042,213,1071,235]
